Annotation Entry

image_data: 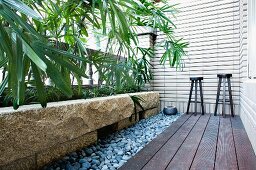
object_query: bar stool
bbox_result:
[214,74,234,117]
[186,77,205,115]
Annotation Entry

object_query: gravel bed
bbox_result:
[43,112,182,170]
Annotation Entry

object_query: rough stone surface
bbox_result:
[141,107,159,119]
[0,155,36,170]
[0,92,159,168]
[0,94,134,166]
[116,113,140,130]
[129,92,160,112]
[37,131,97,168]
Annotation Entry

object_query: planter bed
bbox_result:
[0,92,159,169]
[43,112,181,170]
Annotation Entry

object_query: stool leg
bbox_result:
[222,78,226,117]
[195,80,198,115]
[214,77,222,116]
[199,80,205,115]
[227,77,234,117]
[186,80,194,114]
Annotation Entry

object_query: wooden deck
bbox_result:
[119,114,256,170]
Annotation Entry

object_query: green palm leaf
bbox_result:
[3,0,42,20]
[31,62,47,107]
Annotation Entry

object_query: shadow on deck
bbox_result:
[119,114,256,170]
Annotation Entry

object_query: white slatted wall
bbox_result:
[239,0,248,87]
[152,0,240,114]
[238,0,256,152]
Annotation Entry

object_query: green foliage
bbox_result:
[129,95,145,121]
[0,85,140,107]
[0,0,88,109]
[0,0,188,109]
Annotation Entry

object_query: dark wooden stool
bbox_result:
[214,74,234,117]
[186,77,205,115]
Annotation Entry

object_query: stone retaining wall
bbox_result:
[0,92,159,169]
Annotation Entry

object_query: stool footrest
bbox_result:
[218,102,231,104]
[190,101,203,103]
[218,99,230,103]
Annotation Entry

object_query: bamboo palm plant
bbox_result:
[0,0,188,109]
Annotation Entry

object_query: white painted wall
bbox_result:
[240,80,256,152]
[248,0,256,78]
[239,0,256,153]
[153,0,240,114]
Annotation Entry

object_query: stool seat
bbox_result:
[190,77,203,81]
[217,74,232,78]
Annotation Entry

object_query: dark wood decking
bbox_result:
[119,114,256,170]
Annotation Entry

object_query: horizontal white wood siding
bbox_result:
[153,0,240,114]
[239,0,256,153]
[248,0,256,78]
[239,0,248,97]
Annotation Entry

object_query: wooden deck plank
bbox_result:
[190,115,220,170]
[141,114,201,170]
[119,114,192,170]
[165,114,210,170]
[120,115,256,170]
[231,116,256,170]
[215,117,238,170]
